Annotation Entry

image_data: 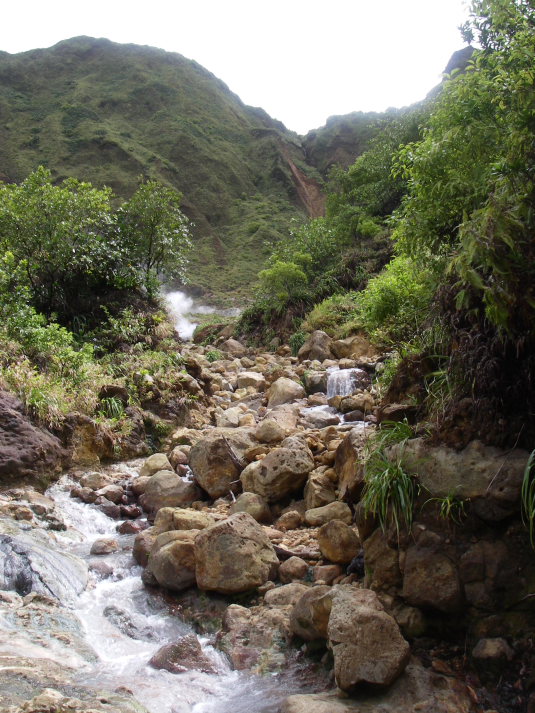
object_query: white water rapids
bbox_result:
[44,466,302,713]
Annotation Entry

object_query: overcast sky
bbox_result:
[2,0,470,134]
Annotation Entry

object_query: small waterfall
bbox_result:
[326,367,369,399]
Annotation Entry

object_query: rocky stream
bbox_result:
[0,328,534,712]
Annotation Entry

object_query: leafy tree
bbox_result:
[118,179,192,295]
[0,168,191,318]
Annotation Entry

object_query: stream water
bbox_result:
[44,465,302,713]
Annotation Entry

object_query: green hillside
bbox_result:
[0,36,326,297]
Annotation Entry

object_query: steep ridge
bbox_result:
[0,37,324,296]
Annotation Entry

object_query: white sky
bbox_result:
[2,0,470,135]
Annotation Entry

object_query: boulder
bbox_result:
[133,528,157,567]
[90,538,119,555]
[317,520,360,564]
[275,510,303,530]
[218,601,293,672]
[331,334,379,360]
[255,419,286,443]
[220,338,247,357]
[304,470,337,510]
[388,438,529,521]
[300,407,340,429]
[362,529,402,592]
[195,512,279,594]
[289,585,332,641]
[149,634,216,673]
[173,508,215,531]
[297,331,333,362]
[402,538,462,613]
[264,582,309,606]
[79,471,112,490]
[267,378,306,408]
[335,428,366,501]
[240,437,315,503]
[328,586,410,691]
[215,406,242,428]
[305,501,352,527]
[302,371,328,395]
[279,659,476,713]
[96,484,124,504]
[279,556,309,583]
[189,428,256,498]
[237,372,266,391]
[148,530,198,591]
[63,413,114,466]
[140,453,173,477]
[141,471,202,515]
[230,492,272,523]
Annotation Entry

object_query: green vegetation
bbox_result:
[0,168,193,445]
[361,420,419,537]
[521,450,535,548]
[0,37,327,297]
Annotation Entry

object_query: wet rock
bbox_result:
[103,605,156,641]
[302,371,328,395]
[117,520,147,535]
[189,428,256,499]
[344,409,365,422]
[241,437,314,503]
[133,528,157,567]
[90,538,119,555]
[267,377,306,408]
[79,471,112,490]
[230,492,272,523]
[140,453,173,477]
[305,502,352,527]
[119,504,142,519]
[149,634,217,674]
[317,521,360,564]
[279,659,476,713]
[297,331,333,362]
[96,484,124,504]
[218,601,292,672]
[279,556,309,583]
[94,497,121,518]
[0,520,87,604]
[328,586,410,691]
[149,530,198,592]
[289,585,332,641]
[300,407,340,429]
[131,475,150,496]
[195,512,279,594]
[141,471,202,515]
